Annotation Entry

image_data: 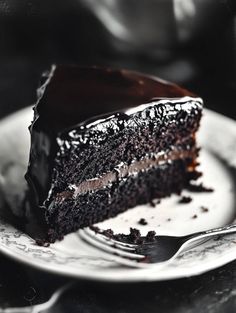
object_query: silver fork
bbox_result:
[78,224,236,268]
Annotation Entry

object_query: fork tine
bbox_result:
[85,228,137,251]
[79,229,144,260]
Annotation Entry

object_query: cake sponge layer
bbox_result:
[24,65,203,243]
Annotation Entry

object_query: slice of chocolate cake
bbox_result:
[25,65,203,243]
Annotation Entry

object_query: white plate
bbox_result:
[0,108,235,282]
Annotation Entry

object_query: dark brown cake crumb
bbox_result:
[149,199,161,207]
[47,228,63,243]
[200,206,209,213]
[192,214,198,219]
[90,226,100,233]
[138,218,148,225]
[146,231,156,242]
[105,228,142,244]
[167,218,171,222]
[149,200,156,207]
[93,227,158,244]
[187,183,214,193]
[127,228,142,244]
[118,229,156,244]
[179,196,192,204]
[35,239,50,247]
[101,228,114,237]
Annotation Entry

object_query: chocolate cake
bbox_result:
[25,65,203,242]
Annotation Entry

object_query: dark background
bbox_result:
[0,0,236,311]
[0,0,236,119]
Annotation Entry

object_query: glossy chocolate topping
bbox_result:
[35,65,196,133]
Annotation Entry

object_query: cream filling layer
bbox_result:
[68,148,197,197]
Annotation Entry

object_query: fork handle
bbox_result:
[186,224,236,242]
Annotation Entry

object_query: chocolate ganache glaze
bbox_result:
[25,65,203,241]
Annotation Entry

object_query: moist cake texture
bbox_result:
[25,65,203,242]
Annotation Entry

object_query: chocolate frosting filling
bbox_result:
[56,148,198,199]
